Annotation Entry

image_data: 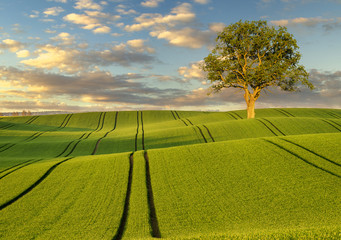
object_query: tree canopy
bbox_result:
[202,20,314,118]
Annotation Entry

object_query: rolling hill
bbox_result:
[0,108,340,239]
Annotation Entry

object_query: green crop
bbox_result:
[0,108,340,239]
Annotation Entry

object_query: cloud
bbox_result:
[141,0,164,8]
[178,60,205,81]
[126,39,155,53]
[19,41,157,73]
[20,45,81,73]
[125,3,195,32]
[48,0,67,3]
[193,0,210,4]
[0,39,24,52]
[29,10,40,18]
[271,17,341,31]
[43,7,64,16]
[150,27,213,48]
[93,25,111,33]
[74,0,102,10]
[16,50,30,58]
[50,32,75,45]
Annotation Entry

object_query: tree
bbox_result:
[202,20,314,119]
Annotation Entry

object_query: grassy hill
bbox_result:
[0,108,340,239]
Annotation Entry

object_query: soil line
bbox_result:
[0,157,74,211]
[264,139,341,179]
[257,119,278,136]
[144,151,161,238]
[112,152,134,240]
[203,125,215,142]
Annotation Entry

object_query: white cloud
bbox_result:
[43,7,64,16]
[74,0,102,10]
[29,10,39,18]
[93,25,111,33]
[127,39,155,53]
[16,50,30,58]
[270,17,341,30]
[150,27,212,48]
[0,39,24,52]
[178,60,205,80]
[48,0,67,3]
[141,0,164,8]
[125,3,195,31]
[20,44,81,73]
[193,0,210,4]
[51,32,75,45]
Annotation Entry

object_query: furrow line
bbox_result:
[0,144,16,153]
[326,112,341,119]
[186,118,194,126]
[25,116,39,124]
[262,118,285,136]
[0,158,35,175]
[0,123,15,130]
[144,151,161,238]
[0,157,74,211]
[321,119,341,132]
[61,114,73,128]
[96,112,107,132]
[280,138,341,168]
[257,119,278,136]
[135,111,139,152]
[141,111,145,150]
[174,111,181,120]
[231,111,243,119]
[226,112,238,120]
[202,124,215,142]
[64,139,82,157]
[170,111,177,120]
[195,126,208,143]
[0,159,43,180]
[95,112,104,131]
[264,139,341,179]
[112,152,134,240]
[274,109,291,117]
[278,109,295,117]
[174,111,188,126]
[92,112,119,155]
[328,119,341,128]
[58,114,71,128]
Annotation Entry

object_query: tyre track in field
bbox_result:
[321,119,341,132]
[231,111,243,119]
[185,118,208,143]
[226,112,238,120]
[257,119,278,136]
[92,112,118,155]
[280,138,341,168]
[202,125,215,142]
[58,112,105,157]
[0,157,74,211]
[326,111,341,119]
[0,114,74,154]
[264,139,341,179]
[144,151,161,238]
[0,159,43,180]
[112,152,134,240]
[261,118,286,136]
[275,109,295,117]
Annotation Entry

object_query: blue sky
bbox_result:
[0,0,340,112]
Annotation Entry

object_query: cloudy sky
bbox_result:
[0,0,340,112]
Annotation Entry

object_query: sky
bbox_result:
[0,0,340,113]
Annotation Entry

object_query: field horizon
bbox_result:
[1,108,340,239]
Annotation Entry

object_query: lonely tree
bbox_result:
[202,20,313,118]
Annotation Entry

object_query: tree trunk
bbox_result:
[246,98,255,119]
[244,89,257,119]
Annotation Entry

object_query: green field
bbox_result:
[0,108,340,239]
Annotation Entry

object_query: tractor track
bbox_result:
[202,125,215,142]
[264,139,341,179]
[321,119,341,132]
[144,151,161,238]
[280,138,341,168]
[112,152,134,240]
[257,119,278,136]
[0,157,74,211]
[261,118,285,136]
[92,112,119,155]
[0,159,43,180]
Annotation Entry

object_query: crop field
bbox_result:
[0,108,340,239]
